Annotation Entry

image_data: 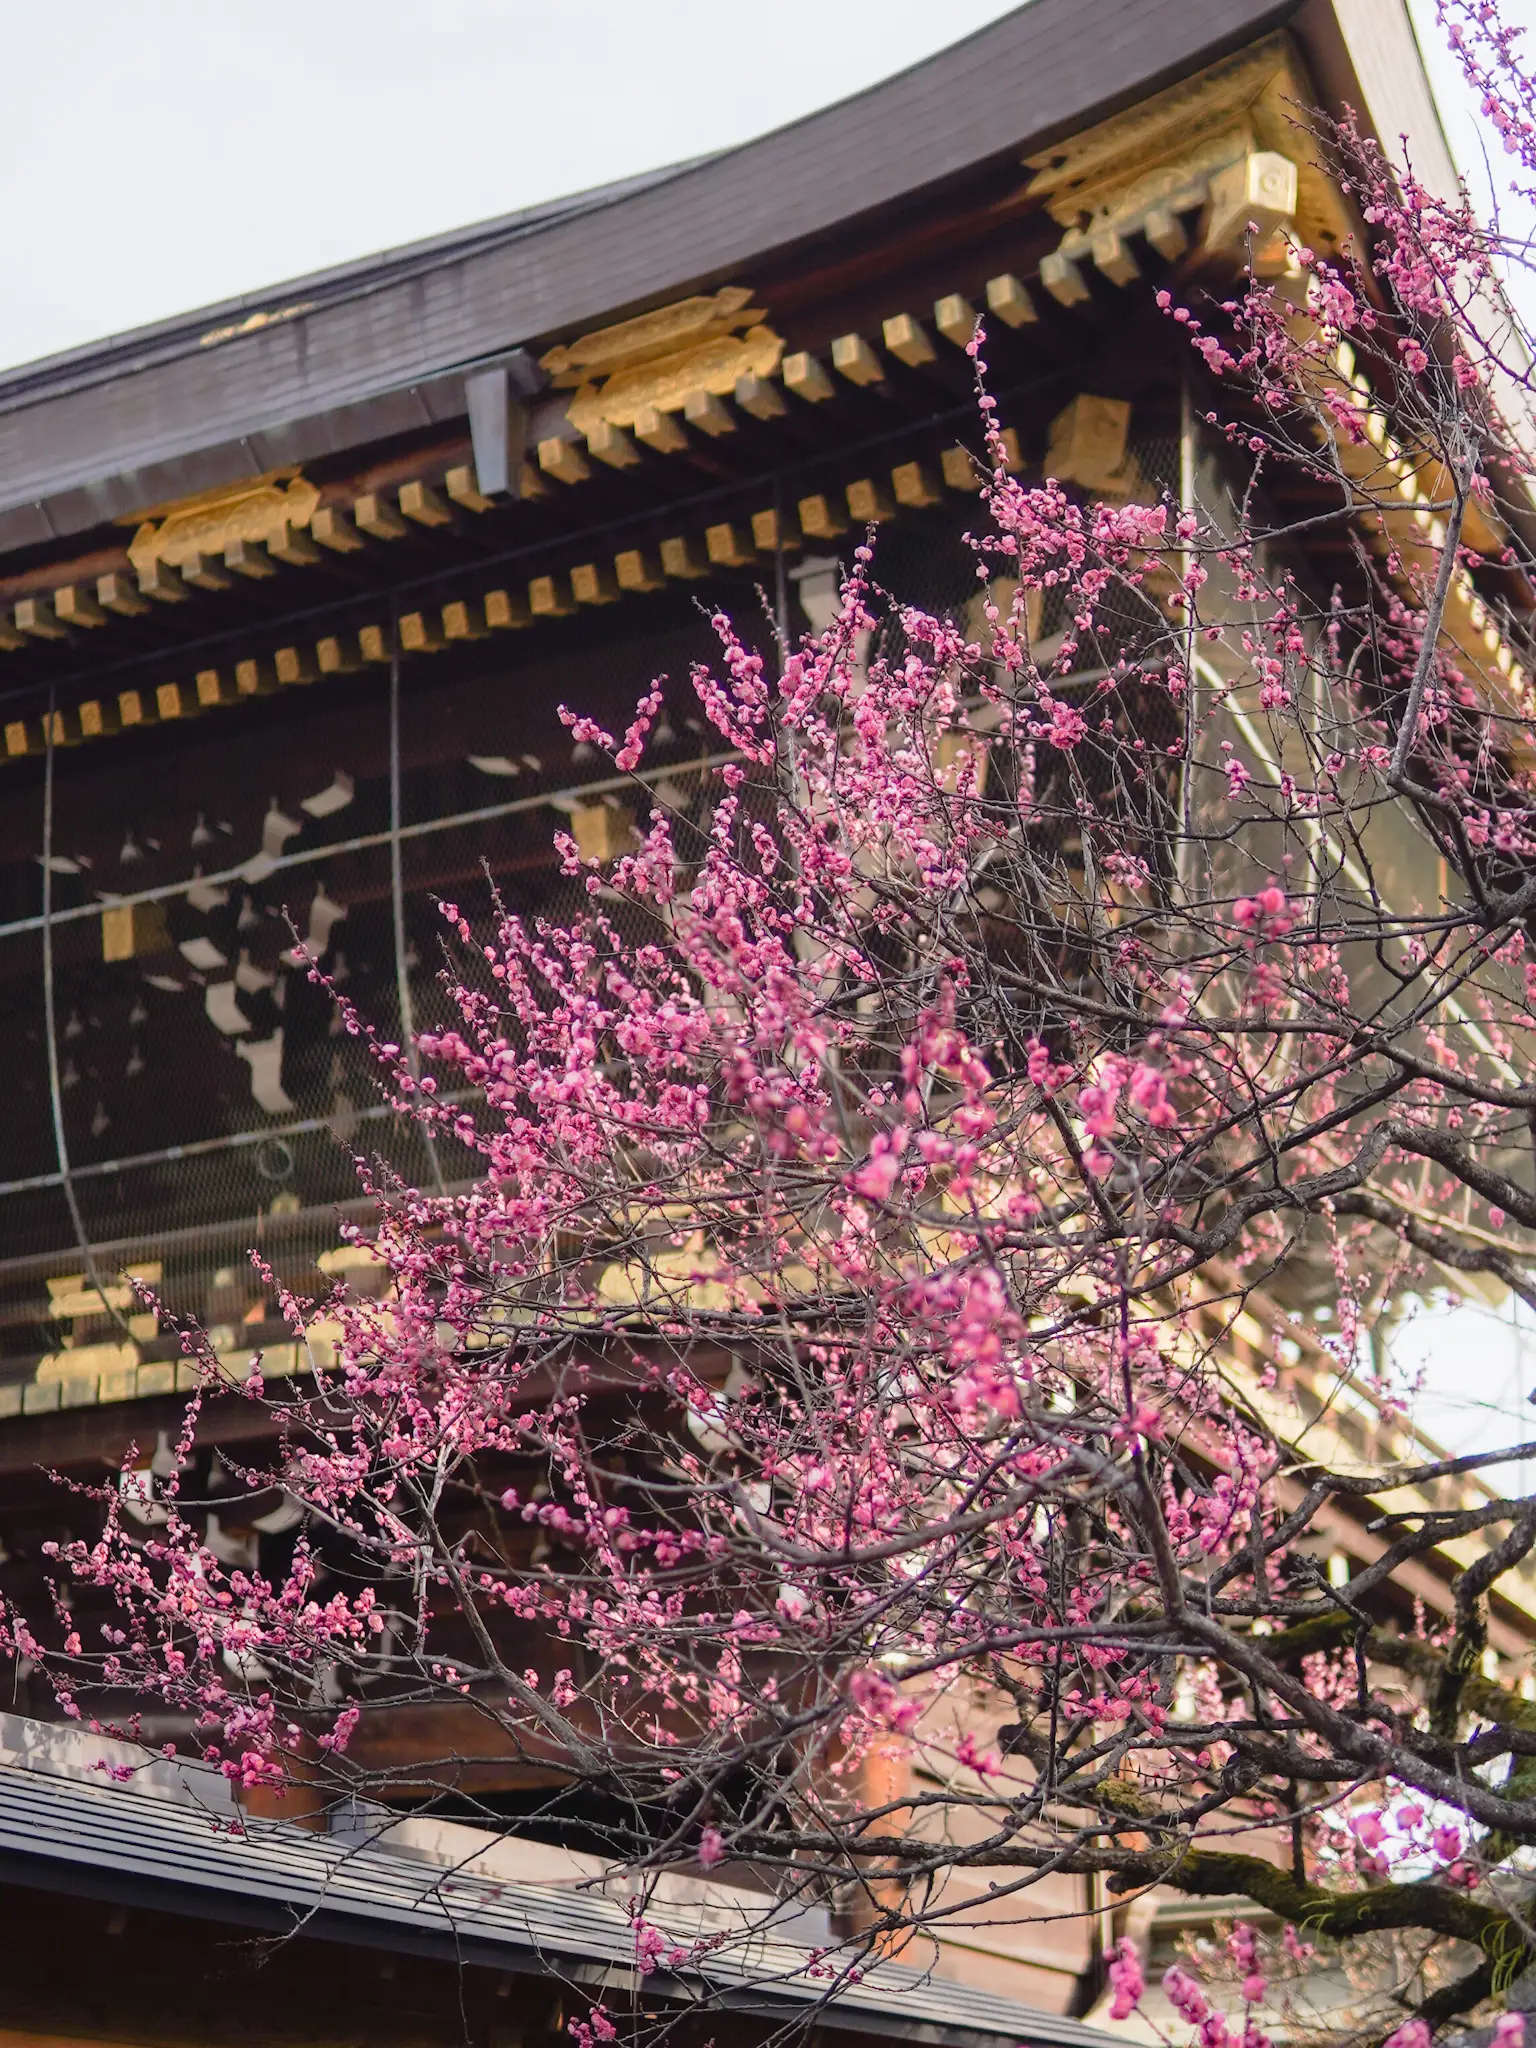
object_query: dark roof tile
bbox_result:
[0,0,1298,543]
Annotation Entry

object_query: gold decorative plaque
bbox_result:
[1023,33,1350,272]
[541,287,785,438]
[125,471,321,575]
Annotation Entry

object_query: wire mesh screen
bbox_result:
[0,453,1186,1390]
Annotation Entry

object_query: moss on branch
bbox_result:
[1108,1845,1532,1999]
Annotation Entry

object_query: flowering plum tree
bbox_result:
[20,9,1536,2043]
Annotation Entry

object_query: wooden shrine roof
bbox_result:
[0,1734,1126,2048]
[0,0,1311,552]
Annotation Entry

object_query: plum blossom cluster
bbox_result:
[11,30,1536,2043]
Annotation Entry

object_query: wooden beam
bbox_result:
[116,689,154,728]
[1143,205,1188,259]
[735,373,784,420]
[137,560,189,603]
[1040,250,1090,306]
[54,584,106,629]
[683,389,733,437]
[570,562,618,606]
[316,635,359,676]
[1046,394,1130,488]
[529,574,575,618]
[77,698,120,739]
[615,549,665,593]
[891,461,941,509]
[634,405,687,454]
[571,802,636,862]
[155,681,195,720]
[14,597,65,640]
[354,492,408,540]
[0,616,21,651]
[798,492,848,539]
[586,420,640,469]
[41,706,80,747]
[986,273,1036,326]
[1203,151,1298,262]
[102,901,170,962]
[445,463,494,513]
[343,1701,574,1787]
[882,314,935,367]
[751,507,795,553]
[933,293,977,346]
[3,718,36,757]
[398,612,444,655]
[1090,224,1139,285]
[941,446,984,492]
[705,522,754,569]
[442,598,489,642]
[96,571,149,617]
[400,480,453,528]
[831,333,884,386]
[312,505,365,552]
[659,536,707,580]
[465,363,529,501]
[334,626,384,668]
[275,645,317,684]
[195,667,235,708]
[224,538,276,579]
[538,438,590,486]
[484,588,531,630]
[846,477,894,523]
[783,352,834,403]
[268,519,322,566]
[179,552,232,591]
[235,657,276,697]
[941,424,1021,478]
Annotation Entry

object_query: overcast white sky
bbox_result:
[6,0,1534,1457]
[0,0,1024,372]
[0,0,1517,372]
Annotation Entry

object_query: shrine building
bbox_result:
[0,0,1520,2036]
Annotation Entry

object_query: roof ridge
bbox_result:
[0,161,705,411]
[0,1758,1125,2044]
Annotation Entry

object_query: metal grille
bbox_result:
[0,593,760,1371]
[0,445,1186,1385]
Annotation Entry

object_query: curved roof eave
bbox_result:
[0,0,1305,546]
[0,1757,1126,2048]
